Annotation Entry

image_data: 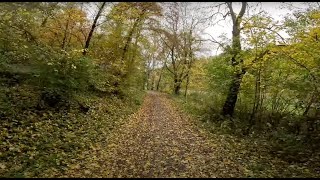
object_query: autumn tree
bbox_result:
[88,2,162,94]
[152,2,203,95]
[218,2,247,117]
[143,31,165,90]
[82,2,107,56]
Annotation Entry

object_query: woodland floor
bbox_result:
[102,91,246,178]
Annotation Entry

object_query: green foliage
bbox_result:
[207,55,233,108]
[35,51,93,107]
[0,2,149,177]
[173,92,319,177]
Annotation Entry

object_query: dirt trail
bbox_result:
[103,91,244,178]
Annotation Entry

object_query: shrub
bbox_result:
[33,49,93,108]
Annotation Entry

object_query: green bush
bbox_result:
[33,49,93,107]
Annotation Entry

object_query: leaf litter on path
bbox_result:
[102,91,245,178]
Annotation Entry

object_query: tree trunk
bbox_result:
[150,74,155,90]
[184,73,190,98]
[249,67,261,126]
[146,69,151,90]
[222,70,246,116]
[156,67,163,91]
[61,16,70,50]
[221,2,247,117]
[124,28,141,78]
[174,77,182,95]
[174,84,181,95]
[83,2,106,56]
[120,10,145,62]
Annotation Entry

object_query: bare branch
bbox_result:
[201,33,227,51]
[226,2,236,23]
[238,2,247,20]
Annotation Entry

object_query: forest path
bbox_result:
[102,91,245,178]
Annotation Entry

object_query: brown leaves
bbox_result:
[102,91,246,178]
[0,91,144,178]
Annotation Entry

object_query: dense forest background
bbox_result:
[0,2,319,177]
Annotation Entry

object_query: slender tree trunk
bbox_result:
[61,17,70,50]
[150,76,155,90]
[184,73,190,98]
[113,8,147,95]
[145,72,150,90]
[125,28,141,78]
[146,67,151,90]
[83,2,106,56]
[259,85,265,120]
[120,11,145,62]
[66,25,75,50]
[156,67,163,91]
[249,67,261,126]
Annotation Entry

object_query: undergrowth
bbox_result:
[172,92,320,178]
